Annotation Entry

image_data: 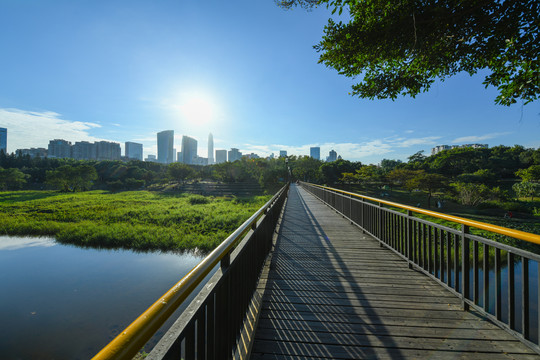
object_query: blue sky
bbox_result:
[1,0,538,164]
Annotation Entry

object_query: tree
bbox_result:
[386,169,421,190]
[167,163,194,184]
[0,168,29,190]
[406,172,447,208]
[46,164,97,192]
[516,165,540,183]
[513,182,540,201]
[279,0,540,106]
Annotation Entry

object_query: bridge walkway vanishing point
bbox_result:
[250,184,537,359]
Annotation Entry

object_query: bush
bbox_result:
[187,194,211,205]
[478,200,532,214]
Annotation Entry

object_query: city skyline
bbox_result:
[0,1,538,165]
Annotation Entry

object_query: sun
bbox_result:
[179,93,216,126]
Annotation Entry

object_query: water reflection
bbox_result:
[0,236,205,360]
[0,236,56,251]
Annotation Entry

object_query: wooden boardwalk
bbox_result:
[251,184,537,359]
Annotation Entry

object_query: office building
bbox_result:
[145,154,157,162]
[177,152,182,162]
[157,130,175,164]
[48,139,72,158]
[96,141,121,160]
[208,133,214,165]
[215,149,227,164]
[194,156,208,166]
[326,149,337,162]
[279,150,287,158]
[181,136,198,164]
[0,127,6,153]
[228,148,242,162]
[125,142,143,161]
[72,141,97,160]
[16,148,47,158]
[310,147,320,160]
[431,143,488,155]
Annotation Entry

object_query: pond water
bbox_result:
[0,236,205,360]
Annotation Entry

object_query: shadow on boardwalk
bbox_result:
[251,184,536,359]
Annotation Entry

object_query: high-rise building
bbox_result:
[0,127,6,154]
[181,136,198,164]
[125,142,143,161]
[48,139,72,158]
[279,150,287,158]
[215,149,227,164]
[177,152,182,162]
[157,130,174,164]
[145,154,157,162]
[310,147,320,160]
[228,148,242,162]
[207,133,214,165]
[72,141,97,160]
[96,141,121,160]
[326,149,337,162]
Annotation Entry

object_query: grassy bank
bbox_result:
[0,190,271,252]
[337,184,540,254]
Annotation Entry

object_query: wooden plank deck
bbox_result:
[251,184,537,359]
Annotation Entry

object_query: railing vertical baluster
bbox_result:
[407,210,413,269]
[439,229,445,282]
[509,252,515,330]
[462,225,470,310]
[522,257,529,340]
[427,224,431,273]
[434,228,439,279]
[473,241,479,305]
[495,248,502,321]
[420,223,425,269]
[185,322,195,360]
[196,310,205,360]
[483,244,489,313]
[360,198,364,232]
[446,231,451,286]
[454,233,459,293]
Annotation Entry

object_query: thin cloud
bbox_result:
[395,136,441,147]
[0,108,103,152]
[452,132,511,143]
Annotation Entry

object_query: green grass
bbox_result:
[0,190,271,252]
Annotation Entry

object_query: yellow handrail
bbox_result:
[92,184,288,360]
[306,183,540,246]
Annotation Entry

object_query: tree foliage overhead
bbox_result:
[278,0,540,106]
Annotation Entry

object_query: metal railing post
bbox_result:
[461,225,470,310]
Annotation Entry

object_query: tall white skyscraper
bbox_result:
[181,136,198,164]
[208,133,214,165]
[157,130,174,164]
[0,128,6,154]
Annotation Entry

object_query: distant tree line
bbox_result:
[0,146,539,209]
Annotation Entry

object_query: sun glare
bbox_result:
[179,94,216,126]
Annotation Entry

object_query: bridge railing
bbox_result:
[92,183,289,360]
[301,182,540,353]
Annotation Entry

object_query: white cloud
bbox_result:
[0,108,103,152]
[239,135,436,164]
[452,132,511,143]
[395,136,441,147]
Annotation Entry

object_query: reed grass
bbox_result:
[0,190,271,252]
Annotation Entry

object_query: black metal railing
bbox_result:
[93,183,289,360]
[301,182,540,354]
